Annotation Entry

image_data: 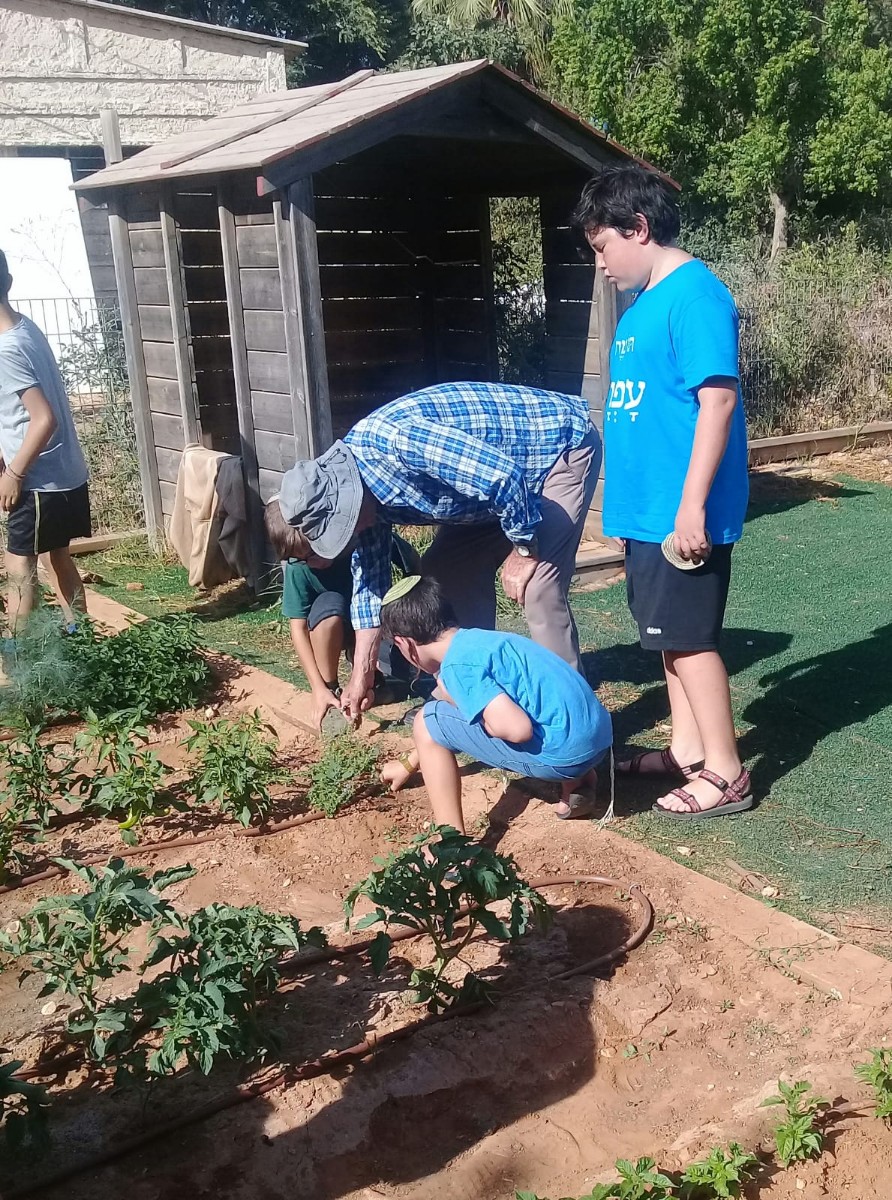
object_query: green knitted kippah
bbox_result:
[382,574,422,605]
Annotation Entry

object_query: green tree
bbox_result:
[549,0,892,253]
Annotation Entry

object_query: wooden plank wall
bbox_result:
[126,191,183,519]
[313,188,497,437]
[540,191,607,538]
[173,189,239,456]
[230,178,297,503]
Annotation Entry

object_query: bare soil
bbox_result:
[2,690,892,1200]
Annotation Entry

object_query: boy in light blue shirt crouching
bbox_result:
[378,576,612,832]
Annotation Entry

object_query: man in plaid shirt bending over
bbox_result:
[269,381,601,720]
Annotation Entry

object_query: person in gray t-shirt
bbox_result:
[0,249,92,635]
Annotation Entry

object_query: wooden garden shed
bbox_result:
[74,60,652,580]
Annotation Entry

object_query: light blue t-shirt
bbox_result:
[0,315,89,492]
[602,259,749,544]
[439,628,612,768]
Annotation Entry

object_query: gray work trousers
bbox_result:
[420,428,601,672]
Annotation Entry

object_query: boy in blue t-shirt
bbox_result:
[573,165,751,820]
[378,576,612,831]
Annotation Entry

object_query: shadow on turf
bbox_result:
[740,621,892,795]
[746,468,868,517]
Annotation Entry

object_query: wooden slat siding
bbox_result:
[282,181,333,454]
[546,336,601,375]
[594,268,617,409]
[137,305,173,343]
[219,185,263,588]
[106,194,161,539]
[159,479,177,517]
[133,268,168,305]
[477,195,500,381]
[541,224,588,264]
[543,265,598,303]
[174,191,219,231]
[251,392,295,436]
[316,230,482,267]
[151,411,186,450]
[246,349,290,393]
[179,231,224,267]
[244,310,287,353]
[434,297,487,331]
[322,296,422,331]
[190,337,235,372]
[155,446,183,485]
[240,269,284,310]
[314,193,479,233]
[123,192,161,225]
[182,267,227,302]
[545,301,599,339]
[258,468,284,503]
[160,189,202,446]
[436,328,489,363]
[129,228,165,269]
[319,263,484,299]
[236,224,283,270]
[181,302,231,335]
[142,340,178,380]
[147,377,181,415]
[329,361,426,394]
[254,429,298,474]
[326,327,424,363]
[234,211,276,227]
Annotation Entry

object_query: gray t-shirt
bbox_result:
[0,315,89,492]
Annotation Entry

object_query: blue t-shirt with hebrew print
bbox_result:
[602,259,749,544]
[439,628,612,769]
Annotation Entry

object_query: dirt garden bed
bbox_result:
[1,594,891,1200]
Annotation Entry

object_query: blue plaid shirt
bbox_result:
[342,381,592,629]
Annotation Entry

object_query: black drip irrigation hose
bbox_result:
[0,809,331,895]
[7,875,653,1199]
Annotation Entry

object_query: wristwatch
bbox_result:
[513,538,538,559]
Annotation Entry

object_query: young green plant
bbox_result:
[306,731,379,817]
[761,1079,829,1165]
[0,858,194,1061]
[854,1047,892,1120]
[0,718,72,827]
[184,709,281,827]
[679,1143,757,1198]
[346,826,550,1013]
[73,709,173,843]
[136,903,327,1074]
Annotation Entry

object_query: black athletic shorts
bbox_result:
[6,483,92,557]
[625,538,734,652]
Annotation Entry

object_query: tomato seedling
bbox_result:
[345,826,550,1013]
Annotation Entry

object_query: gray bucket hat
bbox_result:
[278,441,363,559]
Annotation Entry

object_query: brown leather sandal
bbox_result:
[654,767,753,820]
[619,746,705,779]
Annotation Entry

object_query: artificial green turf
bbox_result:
[81,471,892,925]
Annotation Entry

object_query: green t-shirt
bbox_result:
[281,555,353,621]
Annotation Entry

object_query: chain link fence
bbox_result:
[17,297,144,535]
[715,267,892,438]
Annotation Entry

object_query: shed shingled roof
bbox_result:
[73,61,660,193]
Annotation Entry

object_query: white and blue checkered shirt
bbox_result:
[342,381,593,629]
